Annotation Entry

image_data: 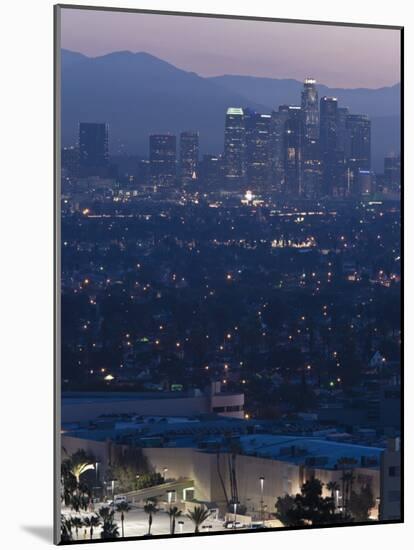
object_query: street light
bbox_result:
[95,462,100,483]
[167,489,175,506]
[111,479,115,510]
[259,476,265,525]
[233,501,239,530]
[167,489,176,534]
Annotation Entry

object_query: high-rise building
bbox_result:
[301,79,321,197]
[61,145,79,177]
[346,114,371,195]
[384,154,401,193]
[224,107,246,185]
[319,97,339,196]
[149,134,177,187]
[337,107,350,152]
[200,154,224,187]
[270,107,290,192]
[283,106,304,197]
[301,79,319,140]
[245,110,272,190]
[79,122,109,176]
[180,131,199,185]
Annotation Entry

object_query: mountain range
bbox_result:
[61,49,401,172]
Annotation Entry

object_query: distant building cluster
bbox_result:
[62,79,400,198]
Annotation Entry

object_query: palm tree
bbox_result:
[101,519,120,540]
[144,499,158,536]
[167,506,182,535]
[60,515,73,542]
[327,481,340,507]
[341,471,356,513]
[71,516,83,539]
[98,506,113,522]
[186,506,211,533]
[98,506,120,540]
[83,515,101,540]
[70,461,95,484]
[116,501,131,538]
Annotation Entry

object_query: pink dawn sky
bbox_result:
[60,7,401,89]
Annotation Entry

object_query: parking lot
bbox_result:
[62,503,229,540]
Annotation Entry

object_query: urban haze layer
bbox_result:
[59,18,401,543]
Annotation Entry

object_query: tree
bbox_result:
[144,498,159,536]
[167,506,182,535]
[135,472,164,490]
[348,484,375,522]
[111,445,150,492]
[63,450,95,484]
[275,478,348,527]
[275,494,298,526]
[338,458,358,514]
[71,516,83,539]
[83,514,101,540]
[326,481,340,500]
[98,506,120,540]
[341,470,356,513]
[116,501,131,538]
[61,450,94,513]
[60,515,73,542]
[186,506,211,533]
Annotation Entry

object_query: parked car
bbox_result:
[223,521,246,529]
[107,495,128,506]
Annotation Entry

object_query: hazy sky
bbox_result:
[60,8,401,89]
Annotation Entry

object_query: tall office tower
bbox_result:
[301,79,319,140]
[332,106,350,197]
[180,131,199,185]
[149,134,177,187]
[301,79,321,197]
[270,106,290,192]
[346,114,371,196]
[79,122,109,177]
[61,145,79,178]
[245,110,272,191]
[200,154,224,188]
[224,107,246,185]
[384,154,401,193]
[319,97,339,196]
[283,106,304,197]
[337,107,350,152]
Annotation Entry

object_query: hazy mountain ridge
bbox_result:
[208,74,400,117]
[61,49,400,171]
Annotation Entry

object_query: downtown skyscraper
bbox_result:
[224,107,246,184]
[245,109,272,191]
[319,96,340,196]
[149,134,177,187]
[79,122,109,177]
[180,131,199,185]
[283,106,304,197]
[301,79,321,198]
[346,114,371,194]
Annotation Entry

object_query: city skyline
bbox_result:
[57,6,401,542]
[61,9,401,88]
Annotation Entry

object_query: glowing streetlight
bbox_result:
[233,501,239,530]
[259,477,265,524]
